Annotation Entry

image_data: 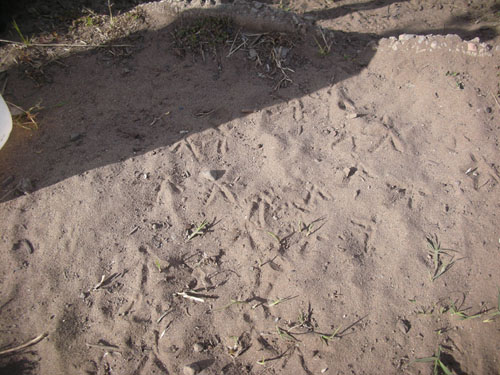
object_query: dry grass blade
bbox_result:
[7,101,42,131]
[216,299,248,311]
[314,28,332,56]
[157,309,173,324]
[267,231,281,245]
[256,346,293,366]
[226,29,246,58]
[0,38,132,48]
[276,326,297,341]
[86,342,121,352]
[483,288,500,322]
[267,295,297,307]
[0,333,48,356]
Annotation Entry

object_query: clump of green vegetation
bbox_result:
[173,16,234,55]
[483,289,500,323]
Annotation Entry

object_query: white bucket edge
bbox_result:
[0,94,13,150]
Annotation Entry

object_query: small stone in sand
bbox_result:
[193,342,204,352]
[70,133,84,142]
[248,49,258,60]
[183,363,200,375]
[467,43,478,52]
[397,319,411,334]
[200,170,219,182]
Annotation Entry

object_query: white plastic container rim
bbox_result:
[0,94,12,150]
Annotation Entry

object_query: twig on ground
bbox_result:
[0,333,48,356]
[0,39,132,48]
[174,291,206,303]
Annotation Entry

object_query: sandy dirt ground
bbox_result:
[0,0,499,374]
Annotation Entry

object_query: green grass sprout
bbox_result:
[427,235,456,282]
[320,325,342,345]
[187,220,208,241]
[413,345,452,375]
[12,20,31,46]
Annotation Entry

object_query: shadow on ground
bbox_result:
[0,4,496,202]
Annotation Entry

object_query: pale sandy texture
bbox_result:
[0,1,499,374]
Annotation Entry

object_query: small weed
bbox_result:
[288,305,314,332]
[413,345,452,375]
[414,299,451,316]
[154,259,162,272]
[445,71,464,89]
[320,325,342,345]
[226,335,246,357]
[173,16,234,56]
[267,231,281,245]
[297,221,315,236]
[278,0,292,12]
[449,301,483,320]
[276,326,297,341]
[313,29,332,57]
[84,16,94,27]
[8,101,43,131]
[186,220,209,241]
[297,310,308,326]
[483,289,500,323]
[426,235,457,282]
[12,20,31,46]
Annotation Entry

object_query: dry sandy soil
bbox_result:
[0,0,499,374]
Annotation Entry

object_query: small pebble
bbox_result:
[248,49,258,60]
[200,170,218,182]
[467,42,478,52]
[151,223,163,230]
[193,343,203,352]
[70,133,83,142]
[397,319,411,334]
[183,363,200,375]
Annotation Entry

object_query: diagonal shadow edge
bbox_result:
[0,0,496,203]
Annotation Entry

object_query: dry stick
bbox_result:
[226,29,242,58]
[0,39,132,48]
[0,333,48,356]
[86,343,121,352]
[491,91,500,110]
